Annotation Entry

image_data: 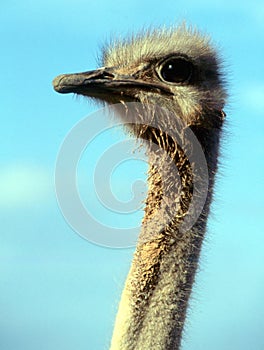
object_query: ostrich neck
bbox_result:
[110,125,223,350]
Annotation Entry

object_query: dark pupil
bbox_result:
[160,58,192,83]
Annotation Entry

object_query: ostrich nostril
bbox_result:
[102,70,115,78]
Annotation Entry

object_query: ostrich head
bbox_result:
[53,26,226,133]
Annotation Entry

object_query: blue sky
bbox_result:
[1,1,264,349]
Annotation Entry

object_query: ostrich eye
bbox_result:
[159,57,193,83]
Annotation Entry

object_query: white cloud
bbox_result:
[0,163,52,208]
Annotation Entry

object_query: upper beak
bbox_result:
[52,67,173,98]
[53,68,117,95]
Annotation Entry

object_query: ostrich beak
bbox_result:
[52,67,173,99]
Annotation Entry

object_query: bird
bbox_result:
[53,24,227,350]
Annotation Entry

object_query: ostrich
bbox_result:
[53,25,226,350]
